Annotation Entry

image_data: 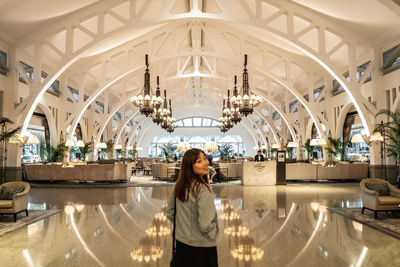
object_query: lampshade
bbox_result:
[369,132,383,142]
[259,144,267,150]
[126,145,133,150]
[317,138,327,146]
[310,139,318,146]
[76,140,85,147]
[114,144,122,149]
[136,146,143,151]
[287,142,299,148]
[351,134,365,143]
[26,135,40,145]
[271,143,280,149]
[65,139,75,147]
[96,142,107,149]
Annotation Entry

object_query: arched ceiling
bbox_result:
[2,0,399,145]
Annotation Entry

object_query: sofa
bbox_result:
[360,178,400,219]
[0,182,30,222]
[214,162,242,179]
[151,163,179,180]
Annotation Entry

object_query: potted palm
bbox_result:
[303,138,312,162]
[374,109,400,186]
[218,144,233,161]
[160,142,177,163]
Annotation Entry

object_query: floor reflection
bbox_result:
[0,184,399,267]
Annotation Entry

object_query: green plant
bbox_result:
[39,137,48,162]
[52,143,69,162]
[81,142,93,161]
[374,109,400,183]
[324,137,347,162]
[160,142,177,162]
[285,141,294,158]
[270,148,278,158]
[218,144,233,160]
[303,139,312,161]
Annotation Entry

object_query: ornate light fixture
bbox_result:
[161,91,170,130]
[218,100,233,133]
[152,76,164,124]
[166,100,177,133]
[232,55,262,116]
[131,55,163,117]
[229,75,242,124]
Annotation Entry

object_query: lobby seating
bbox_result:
[0,182,30,222]
[151,163,179,180]
[25,163,133,182]
[214,162,241,180]
[360,178,400,219]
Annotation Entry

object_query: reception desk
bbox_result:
[241,161,277,185]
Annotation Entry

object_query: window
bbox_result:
[0,50,7,76]
[176,117,219,128]
[18,61,33,84]
[42,71,60,96]
[382,44,400,74]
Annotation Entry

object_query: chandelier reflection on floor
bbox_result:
[131,55,163,117]
[130,204,170,264]
[220,200,264,264]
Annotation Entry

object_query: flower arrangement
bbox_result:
[177,142,191,153]
[204,141,218,153]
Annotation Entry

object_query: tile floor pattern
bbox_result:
[0,183,399,267]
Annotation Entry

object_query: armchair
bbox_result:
[360,178,400,219]
[0,182,30,222]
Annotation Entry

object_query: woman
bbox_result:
[166,148,219,267]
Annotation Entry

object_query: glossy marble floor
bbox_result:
[0,183,399,267]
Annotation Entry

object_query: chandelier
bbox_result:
[218,100,233,133]
[131,55,163,117]
[160,91,171,130]
[152,76,164,124]
[231,54,262,116]
[166,99,177,133]
[230,75,242,124]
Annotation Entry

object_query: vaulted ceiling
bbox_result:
[1,0,399,147]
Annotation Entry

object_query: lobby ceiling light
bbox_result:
[131,55,162,117]
[232,55,261,116]
[166,100,177,134]
[152,77,164,125]
[230,75,242,124]
[351,133,365,143]
[287,141,299,148]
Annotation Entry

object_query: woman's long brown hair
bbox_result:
[174,148,211,202]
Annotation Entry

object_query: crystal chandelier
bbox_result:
[230,75,242,124]
[218,100,232,133]
[152,76,164,124]
[232,55,262,116]
[131,55,163,117]
[166,99,177,133]
[160,91,170,130]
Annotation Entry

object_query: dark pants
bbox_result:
[175,240,218,267]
